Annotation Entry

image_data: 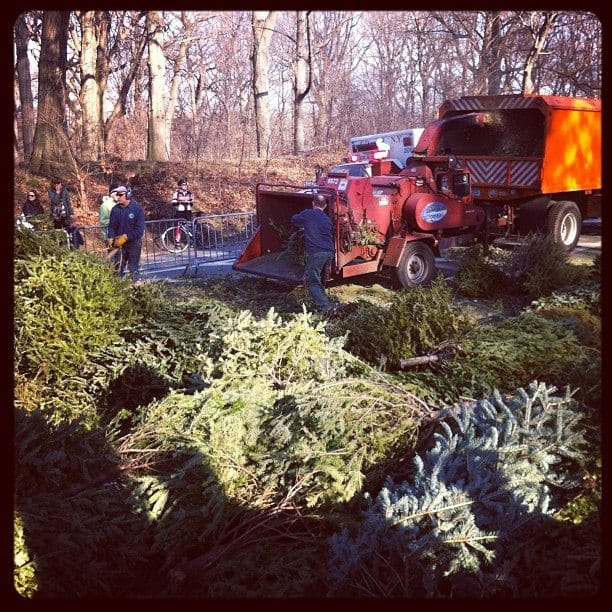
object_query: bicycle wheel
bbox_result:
[161,225,190,253]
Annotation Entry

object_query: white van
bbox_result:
[349,128,424,167]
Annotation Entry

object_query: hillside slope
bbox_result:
[14,148,345,226]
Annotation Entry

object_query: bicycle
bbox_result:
[159,214,215,253]
[160,218,195,253]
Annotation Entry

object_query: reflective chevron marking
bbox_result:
[463,159,540,187]
[465,159,506,184]
[447,98,486,111]
[445,96,539,111]
[509,160,539,186]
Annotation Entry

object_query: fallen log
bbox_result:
[399,341,462,369]
[399,354,441,368]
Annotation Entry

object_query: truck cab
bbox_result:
[329,158,404,177]
[350,128,424,167]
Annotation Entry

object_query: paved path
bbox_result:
[147,219,601,282]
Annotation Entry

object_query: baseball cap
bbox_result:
[113,185,128,195]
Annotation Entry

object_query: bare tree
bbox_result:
[541,11,601,98]
[293,11,311,155]
[29,11,74,176]
[482,12,503,95]
[309,12,363,146]
[14,12,37,162]
[14,10,602,172]
[179,12,253,161]
[146,11,170,160]
[519,11,559,94]
[78,11,104,160]
[251,10,278,159]
[104,12,148,155]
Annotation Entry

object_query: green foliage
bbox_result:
[120,308,426,509]
[339,277,472,367]
[505,233,589,299]
[454,237,591,301]
[287,230,306,265]
[13,224,69,266]
[14,370,104,428]
[12,260,600,598]
[127,279,171,320]
[555,457,601,524]
[203,538,329,597]
[261,377,427,508]
[531,304,601,349]
[14,251,136,381]
[14,408,153,597]
[328,382,599,597]
[14,513,39,598]
[454,244,510,298]
[529,281,601,318]
[207,307,350,384]
[405,310,599,409]
[14,231,144,425]
[85,303,224,420]
[115,309,428,516]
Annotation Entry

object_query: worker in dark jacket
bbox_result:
[291,194,336,313]
[22,189,45,218]
[48,178,73,229]
[107,185,145,285]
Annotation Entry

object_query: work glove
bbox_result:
[114,234,128,247]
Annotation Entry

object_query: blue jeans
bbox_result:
[304,250,334,311]
[120,238,142,282]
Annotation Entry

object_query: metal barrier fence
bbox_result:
[77,211,257,278]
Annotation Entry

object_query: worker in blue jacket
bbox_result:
[291,193,336,313]
[107,185,145,285]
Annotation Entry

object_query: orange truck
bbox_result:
[422,93,601,249]
[234,94,601,288]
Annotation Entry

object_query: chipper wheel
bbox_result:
[394,241,437,289]
[546,200,582,251]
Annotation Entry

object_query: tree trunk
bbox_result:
[252,10,277,159]
[79,11,103,160]
[522,11,558,94]
[293,11,311,155]
[162,11,192,158]
[483,12,503,95]
[147,11,170,161]
[14,13,35,161]
[104,11,147,154]
[30,11,74,176]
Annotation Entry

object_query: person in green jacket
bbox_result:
[99,188,119,241]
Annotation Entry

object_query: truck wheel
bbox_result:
[547,200,581,251]
[395,241,436,288]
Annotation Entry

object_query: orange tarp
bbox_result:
[542,106,601,193]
